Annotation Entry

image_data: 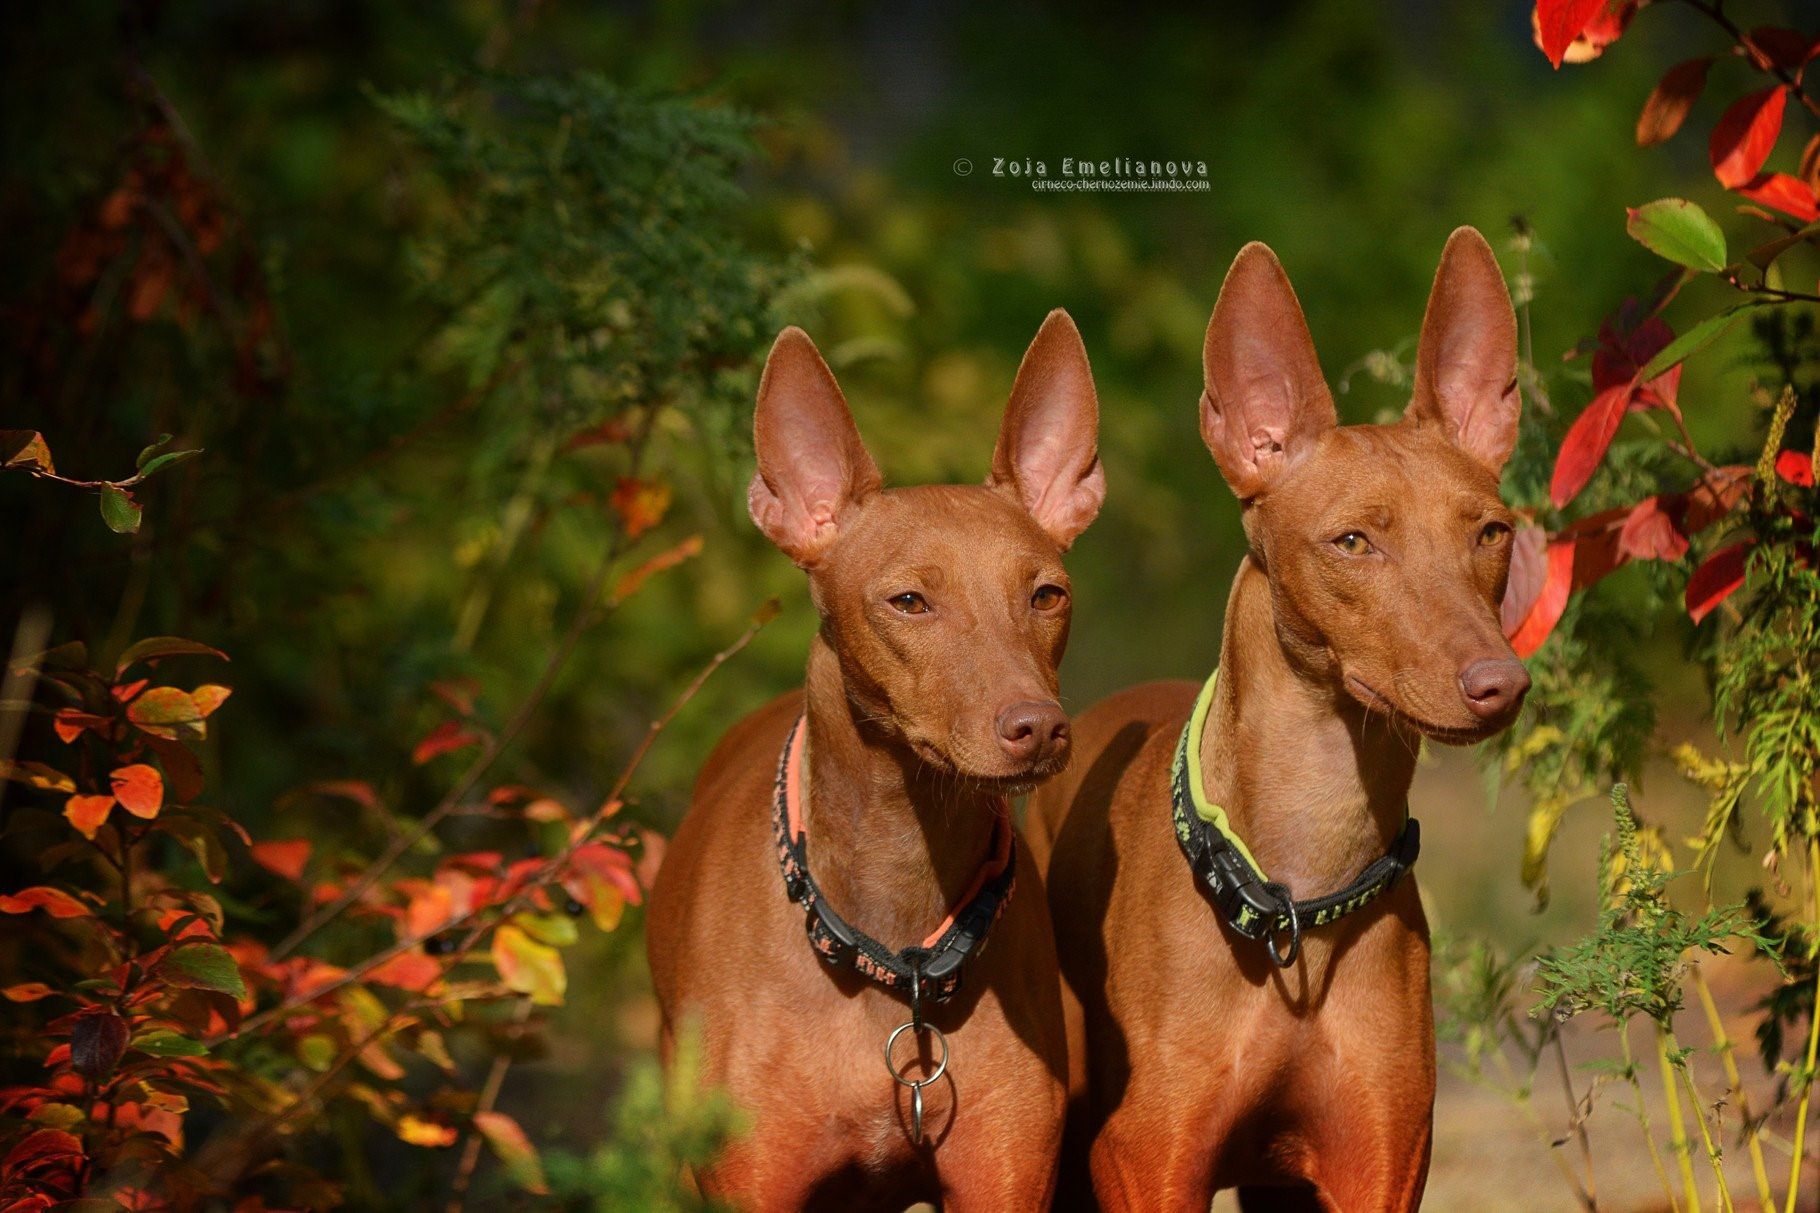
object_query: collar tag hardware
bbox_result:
[1171,671,1420,968]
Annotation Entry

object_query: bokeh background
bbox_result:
[2,1,1811,1208]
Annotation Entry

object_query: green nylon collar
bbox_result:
[1169,668,1422,965]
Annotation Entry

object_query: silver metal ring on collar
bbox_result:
[885,1020,949,1088]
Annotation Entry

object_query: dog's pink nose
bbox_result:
[996,700,1069,764]
[1459,658,1530,720]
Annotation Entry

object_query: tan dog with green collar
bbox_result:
[1031,229,1529,1212]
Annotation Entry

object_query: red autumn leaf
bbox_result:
[0,887,92,918]
[1551,384,1632,508]
[1592,314,1679,412]
[1505,528,1557,620]
[1533,0,1614,68]
[111,678,149,702]
[250,839,311,881]
[126,686,204,739]
[1617,496,1691,561]
[1777,451,1814,486]
[64,794,115,840]
[307,779,382,811]
[561,418,631,451]
[1681,466,1755,533]
[1687,541,1754,623]
[561,841,644,931]
[113,636,228,676]
[1710,87,1788,188]
[1507,538,1577,658]
[143,734,205,804]
[70,1010,129,1081]
[110,764,164,820]
[412,720,484,765]
[1,429,56,473]
[1743,26,1820,73]
[1736,172,1820,222]
[1637,58,1713,147]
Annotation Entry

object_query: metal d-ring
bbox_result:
[884,1019,949,1144]
[1264,886,1302,969]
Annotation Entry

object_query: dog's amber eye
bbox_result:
[1031,584,1068,611]
[1478,521,1512,547]
[1333,532,1372,556]
[887,592,930,615]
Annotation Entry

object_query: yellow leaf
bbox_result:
[397,1114,458,1148]
[491,924,566,1006]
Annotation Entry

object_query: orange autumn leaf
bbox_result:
[612,533,703,604]
[64,794,116,840]
[189,685,232,718]
[110,765,164,819]
[250,839,311,881]
[609,476,673,540]
[367,948,444,993]
[2,983,54,1002]
[491,923,566,1006]
[474,1110,549,1194]
[396,1114,459,1148]
[52,709,110,744]
[0,886,93,918]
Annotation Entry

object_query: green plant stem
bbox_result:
[1625,1020,1683,1213]
[1692,964,1776,1213]
[1786,837,1820,1213]
[1659,1024,1705,1213]
[1671,1032,1733,1213]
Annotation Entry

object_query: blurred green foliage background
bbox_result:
[1,0,1807,1201]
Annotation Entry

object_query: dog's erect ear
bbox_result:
[1405,226,1521,476]
[988,309,1106,550]
[748,327,882,567]
[1200,243,1337,501]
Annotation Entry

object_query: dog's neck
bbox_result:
[1199,557,1418,900]
[798,636,1003,946]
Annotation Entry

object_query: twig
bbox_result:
[212,603,773,1046]
[267,403,659,961]
[447,996,533,1212]
[1678,0,1820,121]
[1551,1028,1601,1209]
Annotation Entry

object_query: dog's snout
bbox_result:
[1459,658,1530,720]
[995,700,1070,764]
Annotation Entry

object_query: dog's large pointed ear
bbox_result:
[988,309,1106,550]
[748,327,882,567]
[1404,226,1521,475]
[1200,243,1337,501]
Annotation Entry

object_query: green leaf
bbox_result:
[134,434,173,470]
[1638,300,1780,381]
[137,448,202,479]
[115,636,228,676]
[1,430,54,473]
[1625,199,1727,272]
[99,484,142,534]
[132,1029,208,1058]
[157,943,247,1000]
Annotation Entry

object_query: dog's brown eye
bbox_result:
[1478,521,1512,547]
[887,592,929,615]
[1333,532,1372,556]
[1031,584,1068,611]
